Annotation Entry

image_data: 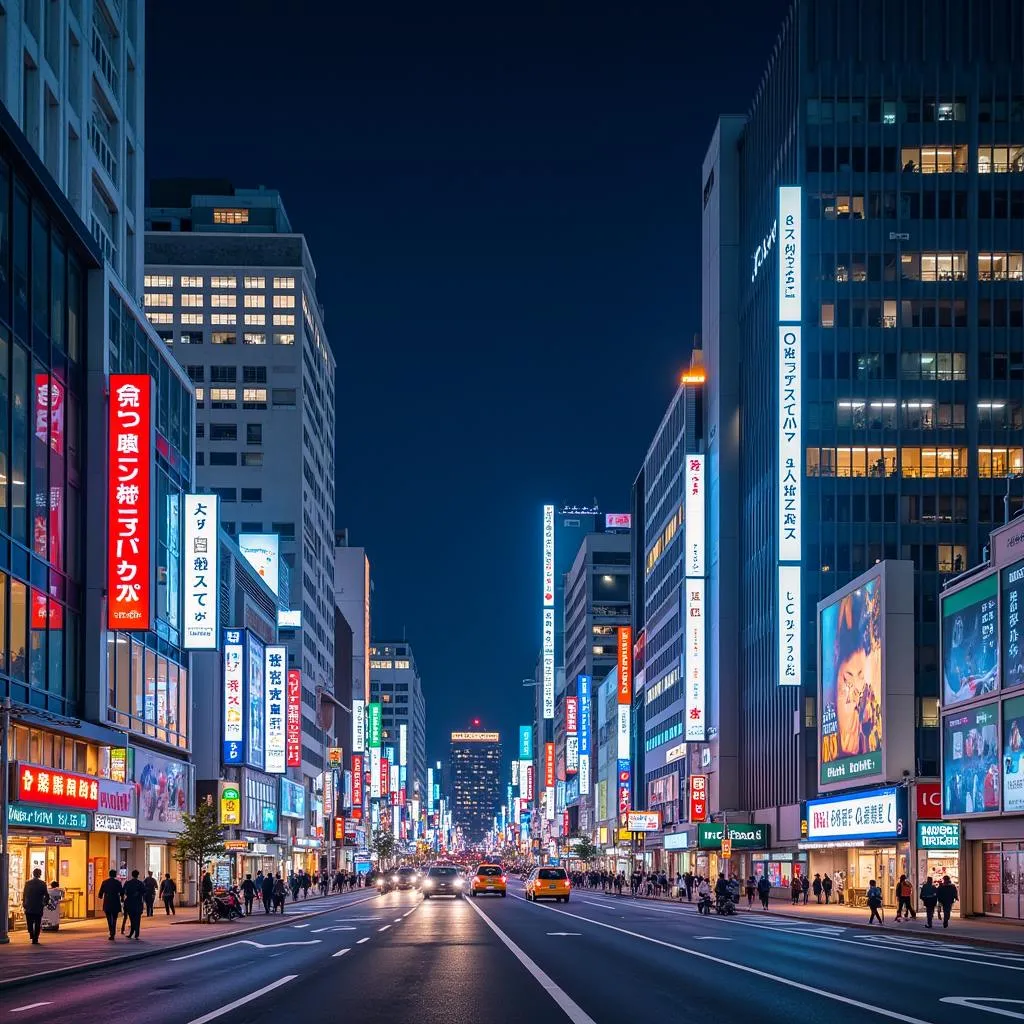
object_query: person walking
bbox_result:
[812,873,823,903]
[98,869,124,940]
[866,878,884,925]
[241,873,256,915]
[919,876,938,928]
[790,874,802,905]
[936,875,959,929]
[159,873,176,915]
[822,873,833,904]
[123,869,145,940]
[801,873,810,904]
[301,872,311,900]
[260,871,275,914]
[21,867,48,944]
[143,871,158,917]
[895,874,914,922]
[745,875,756,908]
[200,870,214,904]
[757,873,771,910]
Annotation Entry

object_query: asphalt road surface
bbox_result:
[2,881,1023,1023]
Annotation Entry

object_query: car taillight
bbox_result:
[501,876,507,883]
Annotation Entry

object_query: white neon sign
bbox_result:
[778,186,802,322]
[543,504,555,607]
[543,607,555,719]
[686,454,705,577]
[778,564,801,686]
[685,579,706,740]
[778,325,802,562]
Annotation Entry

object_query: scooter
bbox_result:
[715,895,736,916]
[204,888,244,922]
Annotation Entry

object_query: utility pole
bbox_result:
[1,697,12,944]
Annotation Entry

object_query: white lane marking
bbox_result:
[170,938,320,961]
[332,947,351,958]
[185,975,297,1024]
[334,916,380,922]
[546,932,582,936]
[940,997,1024,1019]
[403,909,416,917]
[467,898,597,1024]
[378,924,391,932]
[511,895,934,1024]
[11,1004,53,1014]
[292,923,310,929]
[311,926,356,933]
[357,936,370,944]
[695,936,732,941]
[395,917,403,923]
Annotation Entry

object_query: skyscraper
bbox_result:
[144,183,337,788]
[449,729,502,844]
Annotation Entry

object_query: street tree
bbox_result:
[571,835,599,865]
[371,827,398,868]
[174,801,227,919]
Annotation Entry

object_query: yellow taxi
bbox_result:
[471,863,507,897]
[525,866,571,903]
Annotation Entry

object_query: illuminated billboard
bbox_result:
[353,698,366,753]
[543,504,555,607]
[247,634,265,771]
[238,533,280,596]
[817,560,915,793]
[182,494,219,649]
[222,630,245,764]
[617,627,632,704]
[1004,694,1024,813]
[1002,560,1024,691]
[518,725,533,760]
[943,703,999,815]
[778,186,802,324]
[286,669,302,768]
[543,608,555,719]
[685,580,705,740]
[264,646,287,774]
[685,455,705,577]
[778,564,801,686]
[942,574,999,706]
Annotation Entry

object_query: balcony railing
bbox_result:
[92,27,119,95]
[87,119,118,181]
[91,214,117,268]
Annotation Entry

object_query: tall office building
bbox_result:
[369,641,427,808]
[561,526,631,833]
[144,182,337,786]
[0,0,146,293]
[449,729,502,843]
[699,0,1024,887]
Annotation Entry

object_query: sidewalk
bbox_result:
[0,888,375,989]
[603,887,1024,949]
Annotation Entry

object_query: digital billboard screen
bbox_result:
[819,572,883,788]
[942,574,999,707]
[943,702,999,815]
[1004,694,1024,813]
[1002,560,1024,692]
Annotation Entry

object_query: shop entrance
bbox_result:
[985,843,1024,920]
[7,833,88,926]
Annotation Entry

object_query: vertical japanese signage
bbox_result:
[1003,561,1024,691]
[369,702,382,799]
[247,635,265,770]
[685,455,705,577]
[544,742,555,788]
[685,580,706,740]
[689,774,708,822]
[107,374,153,630]
[542,607,555,719]
[778,564,802,686]
[182,494,218,649]
[369,703,382,747]
[565,693,579,775]
[352,754,364,809]
[264,646,287,774]
[518,725,533,759]
[381,758,390,796]
[617,758,631,824]
[353,698,366,753]
[222,629,245,764]
[617,627,632,704]
[286,669,302,768]
[578,673,592,795]
[399,722,408,767]
[565,696,578,734]
[543,504,555,607]
[526,764,535,801]
[777,185,803,688]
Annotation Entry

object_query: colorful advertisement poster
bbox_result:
[286,669,302,767]
[1002,560,1024,691]
[943,702,1000,815]
[943,574,999,706]
[1003,694,1024,813]
[222,630,245,764]
[133,747,191,836]
[238,533,280,596]
[264,646,287,774]
[247,634,265,770]
[819,573,883,787]
[182,495,219,649]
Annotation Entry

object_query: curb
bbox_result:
[0,892,380,991]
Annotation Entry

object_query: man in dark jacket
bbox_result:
[241,873,256,915]
[98,869,124,940]
[919,876,939,928]
[756,873,771,910]
[936,875,959,929]
[159,873,176,915]
[143,870,158,916]
[21,868,48,944]
[260,871,275,914]
[122,869,146,939]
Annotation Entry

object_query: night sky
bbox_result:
[147,1,790,767]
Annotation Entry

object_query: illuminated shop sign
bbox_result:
[565,696,578,734]
[778,565,801,686]
[182,494,219,649]
[15,764,99,810]
[353,698,366,754]
[626,811,662,833]
[751,218,777,283]
[519,725,533,759]
[222,630,245,764]
[685,455,705,577]
[698,823,769,849]
[94,813,137,834]
[264,646,287,774]
[916,821,960,850]
[805,787,907,842]
[8,804,91,830]
[777,326,802,562]
[778,186,802,322]
[543,608,555,719]
[685,580,706,740]
[543,504,555,607]
[618,627,632,704]
[286,669,302,768]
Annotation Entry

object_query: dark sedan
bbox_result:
[421,865,466,899]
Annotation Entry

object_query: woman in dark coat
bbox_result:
[260,871,275,914]
[98,870,124,940]
[122,869,146,939]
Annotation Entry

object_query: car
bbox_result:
[393,867,418,891]
[421,864,466,898]
[471,864,507,897]
[525,866,571,902]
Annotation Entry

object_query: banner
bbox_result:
[286,669,302,767]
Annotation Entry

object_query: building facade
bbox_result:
[449,729,502,844]
[699,0,1024,893]
[144,182,337,793]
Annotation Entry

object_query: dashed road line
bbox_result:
[332,948,351,958]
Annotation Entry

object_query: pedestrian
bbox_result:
[745,875,756,907]
[260,872,275,914]
[757,873,771,910]
[801,873,810,904]
[812,873,823,903]
[919,876,938,928]
[822,873,833,904]
[159,873,177,915]
[98,869,124,940]
[936,875,959,929]
[696,876,712,914]
[866,878,884,925]
[21,867,48,944]
[895,874,914,921]
[123,869,145,940]
[43,879,65,932]
[143,870,158,917]
[274,873,287,913]
[835,871,845,906]
[302,872,311,899]
[241,873,256,915]
[790,875,801,905]
[201,870,214,904]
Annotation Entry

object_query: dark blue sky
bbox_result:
[147,1,790,765]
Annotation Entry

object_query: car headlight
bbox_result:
[391,875,399,883]
[423,879,435,888]
[454,878,464,887]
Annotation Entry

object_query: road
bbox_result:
[2,881,1023,1023]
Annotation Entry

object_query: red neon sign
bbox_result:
[565,696,578,734]
[526,764,535,800]
[689,774,708,823]
[381,758,390,794]
[286,669,302,767]
[617,626,633,704]
[107,374,153,630]
[352,754,364,807]
[334,816,345,841]
[544,742,555,788]
[16,762,99,811]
